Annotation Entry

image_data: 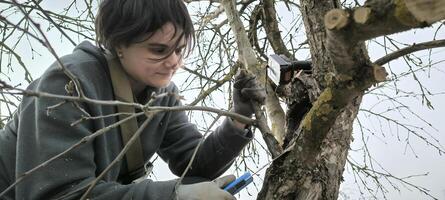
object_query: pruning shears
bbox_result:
[223,141,296,195]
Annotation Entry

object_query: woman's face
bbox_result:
[116,22,186,88]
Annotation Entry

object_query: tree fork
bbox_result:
[221,0,284,157]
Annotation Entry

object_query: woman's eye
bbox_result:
[175,47,184,54]
[151,48,168,55]
[148,46,184,57]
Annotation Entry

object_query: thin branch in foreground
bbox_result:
[80,113,155,199]
[0,79,255,125]
[70,112,134,126]
[0,79,142,108]
[0,80,257,198]
[148,105,254,125]
[10,0,85,97]
[174,115,222,197]
[0,112,145,198]
[30,0,77,46]
[0,41,33,82]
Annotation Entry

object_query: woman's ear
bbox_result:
[115,47,124,59]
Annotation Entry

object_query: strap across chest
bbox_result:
[105,54,145,177]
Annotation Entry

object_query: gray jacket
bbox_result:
[0,41,252,199]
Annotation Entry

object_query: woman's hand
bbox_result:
[232,70,266,119]
[177,175,236,200]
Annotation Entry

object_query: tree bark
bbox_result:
[257,0,445,199]
[258,1,358,199]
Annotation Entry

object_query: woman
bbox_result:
[0,0,265,199]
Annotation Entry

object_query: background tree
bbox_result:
[0,0,444,199]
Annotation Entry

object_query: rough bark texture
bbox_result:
[257,0,445,199]
[297,1,339,89]
[262,0,289,145]
[257,1,357,199]
[221,0,283,157]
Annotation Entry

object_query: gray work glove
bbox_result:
[177,175,236,200]
[233,70,266,117]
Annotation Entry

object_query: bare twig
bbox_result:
[348,158,438,200]
[80,113,155,199]
[174,115,222,197]
[374,39,445,65]
[0,112,145,198]
[0,40,33,82]
[188,63,238,106]
[10,0,85,97]
[30,0,77,46]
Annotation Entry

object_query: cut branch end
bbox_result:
[372,65,388,82]
[404,0,445,24]
[354,7,372,24]
[324,9,350,30]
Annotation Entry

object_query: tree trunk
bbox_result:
[216,0,445,198]
[258,101,360,200]
[257,1,363,199]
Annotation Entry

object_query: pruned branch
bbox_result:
[404,0,445,24]
[325,0,444,41]
[324,0,445,76]
[291,0,445,162]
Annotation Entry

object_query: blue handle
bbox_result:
[223,172,253,195]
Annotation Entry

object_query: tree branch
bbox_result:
[290,0,445,162]
[262,0,293,58]
[174,115,222,197]
[80,113,154,199]
[324,0,445,76]
[30,0,77,46]
[0,112,145,198]
[374,39,445,65]
[0,40,33,82]
[260,0,295,145]
[10,0,86,97]
[188,62,238,106]
[221,0,282,158]
[0,83,255,198]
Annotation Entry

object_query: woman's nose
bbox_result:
[164,51,182,69]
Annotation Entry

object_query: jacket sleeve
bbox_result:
[14,66,177,200]
[158,86,253,179]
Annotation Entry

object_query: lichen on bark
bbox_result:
[394,0,422,26]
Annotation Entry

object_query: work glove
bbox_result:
[177,175,236,200]
[233,70,266,117]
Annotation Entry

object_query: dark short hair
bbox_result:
[95,0,194,57]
